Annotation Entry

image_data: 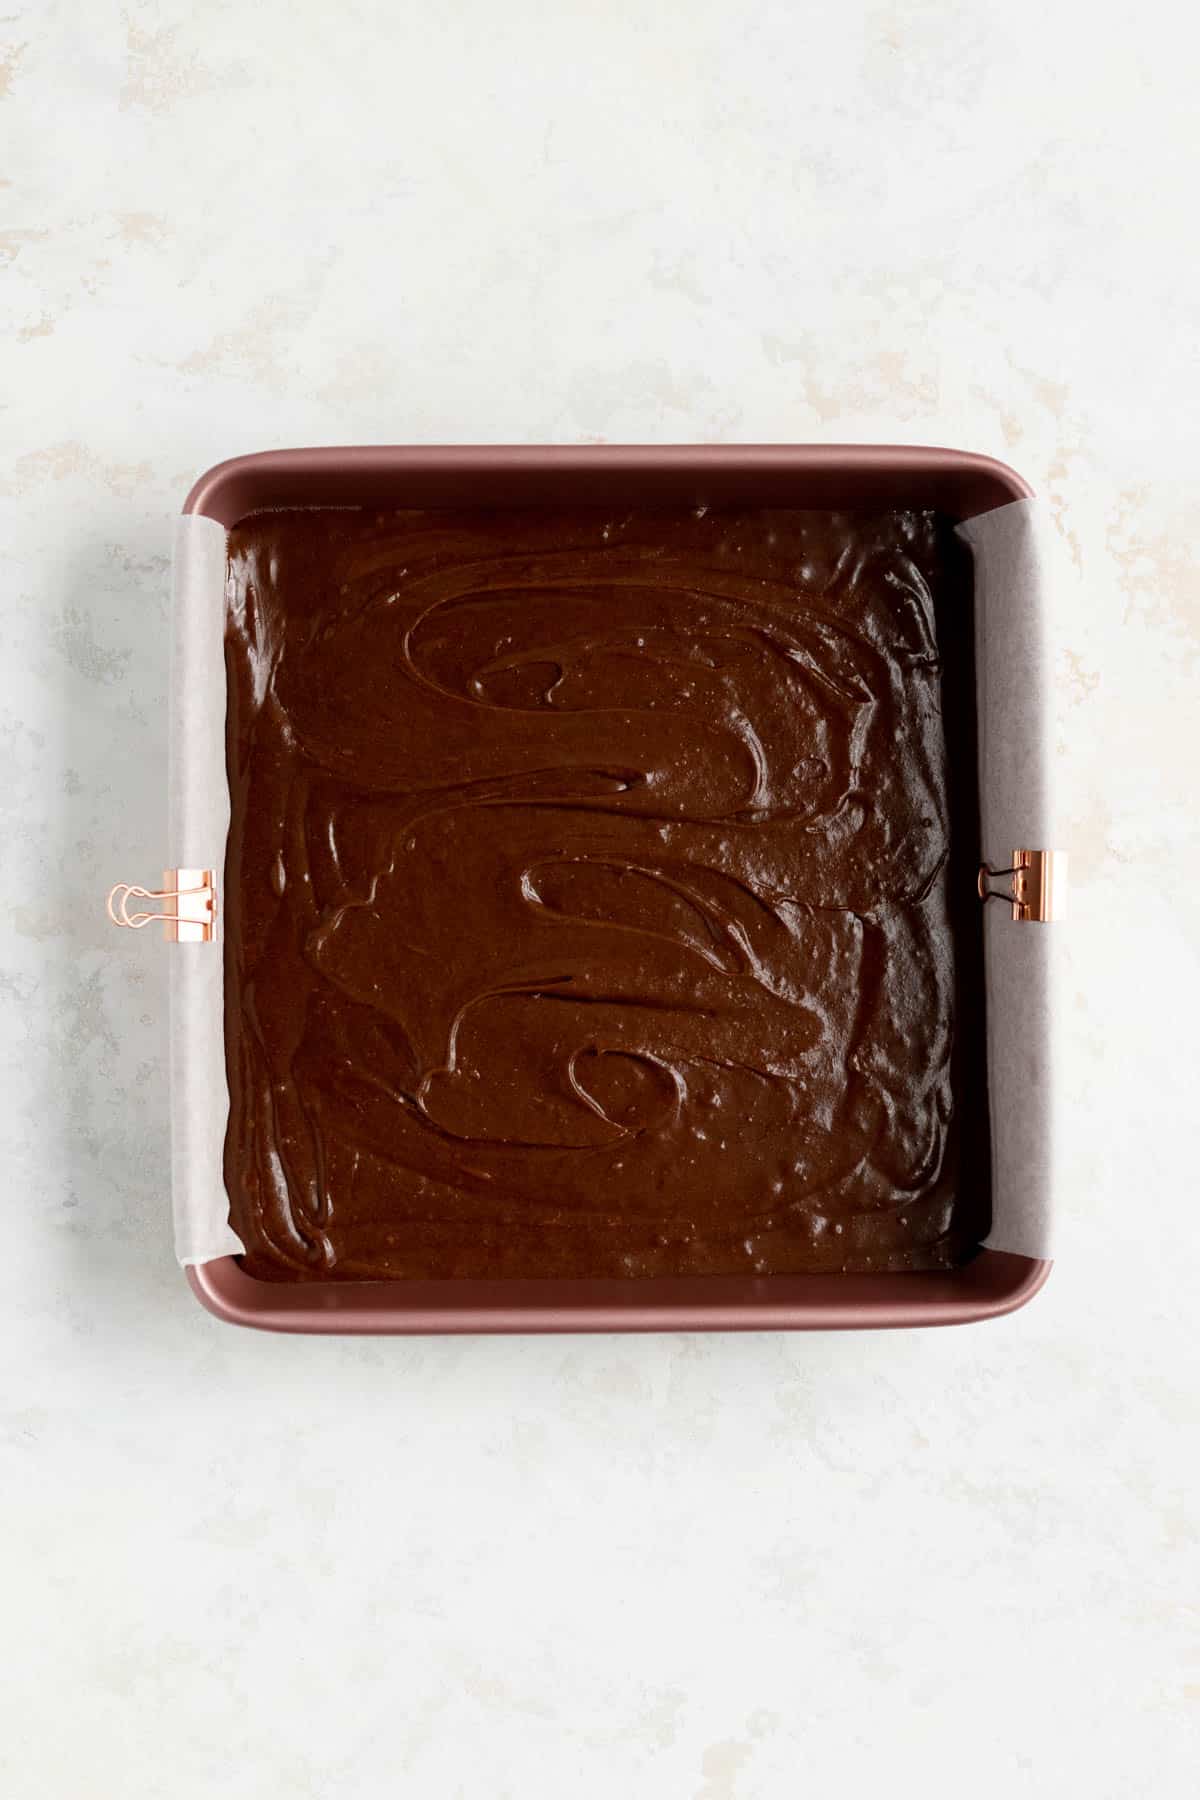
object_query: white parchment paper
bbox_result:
[170,497,1058,1265]
[169,514,242,1264]
[958,499,1058,1258]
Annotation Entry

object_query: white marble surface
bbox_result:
[3,3,1197,1795]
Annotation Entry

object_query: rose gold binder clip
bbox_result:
[106,869,216,942]
[977,848,1067,923]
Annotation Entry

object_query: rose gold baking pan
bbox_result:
[127,446,1060,1333]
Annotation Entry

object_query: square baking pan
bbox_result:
[135,445,1060,1333]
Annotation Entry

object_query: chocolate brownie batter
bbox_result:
[223,507,989,1280]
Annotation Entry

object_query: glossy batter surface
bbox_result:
[223,507,989,1280]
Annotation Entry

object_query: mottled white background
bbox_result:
[2,2,1197,1795]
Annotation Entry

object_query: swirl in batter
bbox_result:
[223,506,989,1279]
